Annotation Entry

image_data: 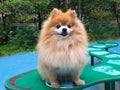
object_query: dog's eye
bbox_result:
[67,24,72,28]
[56,24,61,29]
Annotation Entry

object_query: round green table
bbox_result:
[5,42,120,90]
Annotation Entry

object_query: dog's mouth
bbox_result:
[60,32,68,36]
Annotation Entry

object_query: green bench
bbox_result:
[5,42,120,90]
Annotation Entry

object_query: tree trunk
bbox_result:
[78,0,81,19]
[38,13,41,30]
[1,13,9,44]
[1,13,6,30]
[111,2,120,34]
[58,0,61,8]
[80,0,84,21]
[64,0,69,10]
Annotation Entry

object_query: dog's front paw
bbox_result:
[73,79,85,85]
[51,82,60,88]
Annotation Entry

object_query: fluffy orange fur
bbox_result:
[37,8,88,88]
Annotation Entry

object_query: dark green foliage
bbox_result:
[0,25,5,44]
[87,23,119,41]
[0,43,35,56]
[9,26,39,48]
[0,22,11,44]
[0,0,48,44]
[0,0,120,54]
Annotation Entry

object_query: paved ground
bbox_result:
[0,39,120,90]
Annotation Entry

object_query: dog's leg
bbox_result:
[38,61,47,81]
[72,70,85,85]
[47,68,60,88]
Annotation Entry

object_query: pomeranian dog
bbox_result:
[37,8,88,88]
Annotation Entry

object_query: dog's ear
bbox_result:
[50,8,62,18]
[67,9,77,18]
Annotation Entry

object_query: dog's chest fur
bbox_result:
[39,37,87,69]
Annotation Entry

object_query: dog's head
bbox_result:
[43,8,82,38]
[49,8,77,37]
[40,8,87,47]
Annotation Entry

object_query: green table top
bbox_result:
[88,41,118,50]
[5,42,120,90]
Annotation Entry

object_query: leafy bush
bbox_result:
[9,26,39,48]
[86,23,119,41]
[0,43,35,56]
[0,25,9,44]
[9,23,119,48]
[0,25,5,43]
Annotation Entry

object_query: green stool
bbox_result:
[88,41,118,66]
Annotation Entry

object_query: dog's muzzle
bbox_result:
[60,28,68,36]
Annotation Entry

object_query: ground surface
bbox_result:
[0,39,120,90]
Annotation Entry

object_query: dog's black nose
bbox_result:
[62,28,67,33]
[61,28,67,36]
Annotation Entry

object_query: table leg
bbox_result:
[105,82,115,90]
[105,48,108,51]
[111,82,115,90]
[91,56,94,66]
